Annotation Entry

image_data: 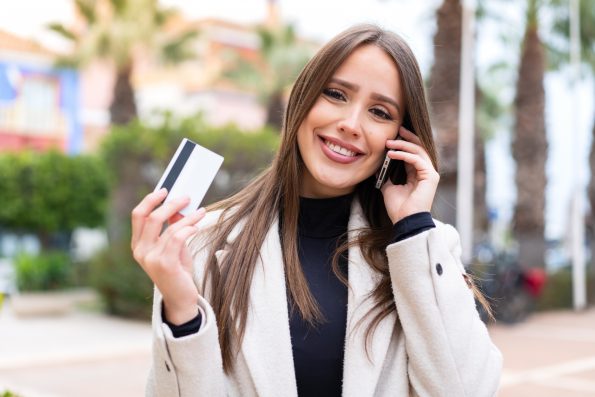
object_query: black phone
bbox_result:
[375,137,407,189]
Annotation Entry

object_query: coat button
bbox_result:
[436,263,443,275]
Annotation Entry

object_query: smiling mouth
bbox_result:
[321,138,360,157]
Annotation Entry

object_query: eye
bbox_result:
[322,87,346,101]
[370,107,393,121]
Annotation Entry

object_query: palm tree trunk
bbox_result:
[474,131,488,235]
[512,23,547,269]
[109,63,137,125]
[429,0,462,227]
[587,86,595,277]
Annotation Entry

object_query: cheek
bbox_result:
[363,130,395,172]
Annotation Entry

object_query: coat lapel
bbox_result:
[240,218,298,397]
[236,201,395,397]
[342,201,397,397]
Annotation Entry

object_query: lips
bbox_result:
[317,135,364,164]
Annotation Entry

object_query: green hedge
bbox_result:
[0,151,109,247]
[89,241,154,319]
[14,251,73,291]
[536,265,595,310]
[101,113,280,204]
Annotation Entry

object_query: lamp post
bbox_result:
[457,0,476,265]
[570,0,586,311]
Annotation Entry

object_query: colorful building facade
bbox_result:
[0,30,83,154]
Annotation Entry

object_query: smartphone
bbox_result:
[375,137,407,189]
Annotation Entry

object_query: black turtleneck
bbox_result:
[290,194,352,397]
[165,197,436,397]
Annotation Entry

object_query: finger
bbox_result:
[386,139,432,163]
[131,188,168,248]
[398,126,422,145]
[140,196,191,245]
[387,150,437,176]
[142,208,206,267]
[162,208,206,240]
[161,224,202,268]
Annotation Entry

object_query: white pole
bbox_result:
[570,0,586,311]
[457,0,476,264]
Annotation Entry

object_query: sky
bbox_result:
[0,0,593,243]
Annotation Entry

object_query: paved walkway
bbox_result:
[0,298,594,396]
[0,300,152,397]
[491,308,595,396]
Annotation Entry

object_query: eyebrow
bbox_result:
[330,77,402,114]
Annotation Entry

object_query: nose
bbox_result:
[337,106,364,136]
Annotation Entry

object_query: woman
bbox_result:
[132,24,502,397]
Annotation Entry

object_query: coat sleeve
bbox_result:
[386,222,502,397]
[146,289,226,397]
[146,211,227,397]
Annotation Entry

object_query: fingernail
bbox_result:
[197,207,206,216]
[158,187,168,194]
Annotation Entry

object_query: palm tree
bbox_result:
[550,0,595,272]
[48,0,197,243]
[512,0,548,268]
[48,0,197,125]
[224,24,312,131]
[428,0,489,243]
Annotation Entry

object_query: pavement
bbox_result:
[0,297,594,397]
[492,308,595,396]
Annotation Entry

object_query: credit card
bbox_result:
[154,138,224,216]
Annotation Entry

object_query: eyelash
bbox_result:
[322,87,393,121]
[323,87,345,101]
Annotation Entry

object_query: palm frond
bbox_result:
[108,0,127,15]
[47,23,77,41]
[74,0,96,24]
[161,30,199,64]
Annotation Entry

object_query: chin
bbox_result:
[316,174,364,193]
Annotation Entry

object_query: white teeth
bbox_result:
[325,140,357,157]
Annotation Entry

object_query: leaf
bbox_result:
[161,30,199,64]
[74,0,96,24]
[46,23,76,41]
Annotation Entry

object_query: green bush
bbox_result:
[536,265,595,310]
[0,151,109,250]
[14,251,74,291]
[1,390,23,397]
[88,241,153,320]
[101,113,280,205]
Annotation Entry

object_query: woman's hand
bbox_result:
[131,188,207,325]
[381,126,440,224]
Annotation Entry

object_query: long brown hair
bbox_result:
[193,24,487,372]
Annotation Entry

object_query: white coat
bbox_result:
[147,200,502,396]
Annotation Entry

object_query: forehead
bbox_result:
[332,44,402,98]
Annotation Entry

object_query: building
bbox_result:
[135,17,269,130]
[0,1,317,153]
[0,29,83,154]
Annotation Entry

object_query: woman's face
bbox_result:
[297,44,405,198]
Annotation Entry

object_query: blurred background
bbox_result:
[0,0,593,396]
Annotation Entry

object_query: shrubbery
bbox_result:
[88,241,154,319]
[14,251,73,291]
[0,150,109,293]
[0,150,109,250]
[536,265,595,310]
